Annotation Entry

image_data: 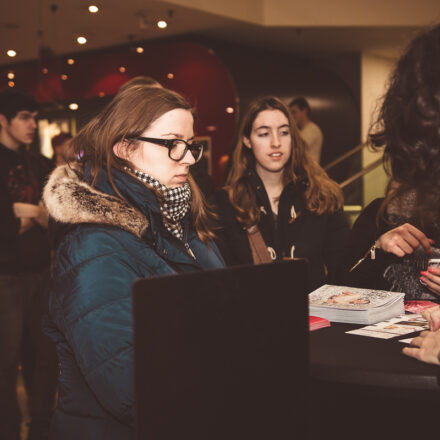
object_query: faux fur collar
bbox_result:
[43,164,149,238]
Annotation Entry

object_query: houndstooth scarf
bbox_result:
[126,167,191,240]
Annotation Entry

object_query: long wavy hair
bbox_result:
[70,85,216,243]
[370,24,440,232]
[224,96,343,228]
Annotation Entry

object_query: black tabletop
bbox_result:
[310,322,440,391]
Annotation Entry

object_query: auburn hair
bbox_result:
[70,85,216,243]
[224,96,343,229]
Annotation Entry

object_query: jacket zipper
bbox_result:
[183,229,196,260]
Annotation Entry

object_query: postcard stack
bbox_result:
[309,285,405,325]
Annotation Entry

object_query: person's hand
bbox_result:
[422,305,440,330]
[420,267,440,296]
[13,202,40,218]
[34,201,49,228]
[19,217,34,235]
[375,223,432,257]
[402,330,440,365]
[13,201,49,229]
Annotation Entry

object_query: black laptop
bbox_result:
[132,260,308,440]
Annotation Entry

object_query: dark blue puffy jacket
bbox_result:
[43,165,224,440]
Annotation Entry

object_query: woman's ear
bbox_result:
[243,136,252,149]
[113,141,128,160]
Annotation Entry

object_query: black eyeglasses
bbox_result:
[131,136,204,162]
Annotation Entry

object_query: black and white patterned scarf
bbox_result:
[126,167,191,240]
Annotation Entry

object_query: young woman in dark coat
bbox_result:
[212,96,349,291]
[345,24,440,301]
[42,86,224,439]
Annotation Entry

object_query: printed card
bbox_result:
[345,314,429,339]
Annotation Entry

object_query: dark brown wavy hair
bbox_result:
[370,24,440,232]
[224,96,343,228]
[70,85,216,243]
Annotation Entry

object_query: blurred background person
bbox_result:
[289,97,324,164]
[51,132,73,166]
[212,96,348,292]
[345,24,440,300]
[0,89,57,440]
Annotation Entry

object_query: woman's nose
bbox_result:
[271,133,281,148]
[181,148,196,165]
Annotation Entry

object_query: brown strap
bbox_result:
[247,225,273,264]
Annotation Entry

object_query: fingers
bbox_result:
[376,223,431,257]
[420,269,440,296]
[409,336,423,347]
[402,346,421,360]
[407,224,431,250]
[405,223,432,253]
[402,331,440,365]
[422,306,440,331]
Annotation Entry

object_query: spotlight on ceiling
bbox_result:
[8,81,15,88]
[7,50,17,57]
[77,36,87,45]
[67,58,75,65]
[88,5,99,13]
[69,103,79,111]
[136,46,144,54]
[157,20,167,29]
[7,72,15,80]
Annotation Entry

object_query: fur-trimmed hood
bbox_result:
[43,164,148,238]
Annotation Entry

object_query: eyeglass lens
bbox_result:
[169,140,203,162]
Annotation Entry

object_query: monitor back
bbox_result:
[132,260,308,440]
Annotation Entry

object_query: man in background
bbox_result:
[0,89,57,440]
[289,97,323,164]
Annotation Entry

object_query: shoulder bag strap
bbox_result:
[247,225,273,265]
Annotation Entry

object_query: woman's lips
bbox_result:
[269,152,283,160]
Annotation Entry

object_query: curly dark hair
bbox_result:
[370,24,440,232]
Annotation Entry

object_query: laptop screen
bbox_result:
[132,260,308,440]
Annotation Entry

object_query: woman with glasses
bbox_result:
[42,85,224,439]
[212,96,349,291]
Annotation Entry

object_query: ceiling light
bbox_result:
[69,103,79,111]
[119,66,126,73]
[8,81,15,88]
[42,68,49,74]
[88,5,99,13]
[67,58,75,65]
[225,107,235,114]
[167,73,174,79]
[157,20,167,29]
[7,72,15,79]
[7,50,17,57]
[77,36,87,45]
[61,74,68,80]
[136,46,144,54]
[98,92,105,97]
